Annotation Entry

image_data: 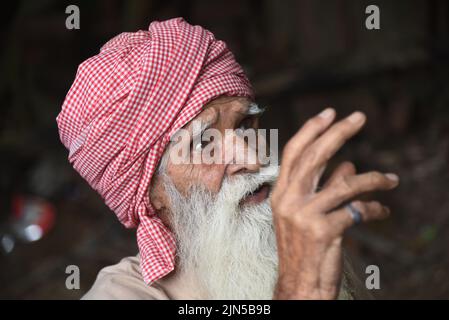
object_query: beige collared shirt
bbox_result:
[82,255,201,300]
[82,255,361,300]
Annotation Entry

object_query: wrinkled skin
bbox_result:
[150,96,399,299]
[271,108,398,299]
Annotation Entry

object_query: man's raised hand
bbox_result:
[271,108,399,300]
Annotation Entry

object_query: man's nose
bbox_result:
[225,131,261,176]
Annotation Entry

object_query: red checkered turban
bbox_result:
[56,17,254,284]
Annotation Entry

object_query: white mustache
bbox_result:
[215,165,279,206]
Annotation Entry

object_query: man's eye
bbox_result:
[238,120,250,130]
[193,141,204,151]
[238,117,255,131]
[192,139,210,151]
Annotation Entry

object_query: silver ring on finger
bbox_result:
[346,203,363,225]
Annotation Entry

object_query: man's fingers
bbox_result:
[312,112,366,166]
[309,171,399,213]
[278,108,336,187]
[291,112,366,193]
[327,200,390,234]
[322,162,356,190]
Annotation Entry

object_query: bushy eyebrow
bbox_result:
[245,102,265,116]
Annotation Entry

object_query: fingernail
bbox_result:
[319,108,335,119]
[348,111,365,123]
[385,173,399,182]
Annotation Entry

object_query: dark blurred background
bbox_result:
[0,0,448,299]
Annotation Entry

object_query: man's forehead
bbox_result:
[206,96,251,109]
[186,96,253,128]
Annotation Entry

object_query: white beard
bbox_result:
[163,166,279,299]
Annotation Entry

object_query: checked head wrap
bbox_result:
[56,17,254,284]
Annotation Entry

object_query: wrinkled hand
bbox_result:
[271,108,399,300]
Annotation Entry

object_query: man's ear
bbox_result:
[151,194,165,211]
[150,174,166,211]
[149,174,172,229]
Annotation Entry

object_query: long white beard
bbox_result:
[163,166,279,299]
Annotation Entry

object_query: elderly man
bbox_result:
[57,18,398,300]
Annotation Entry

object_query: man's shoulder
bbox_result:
[81,255,170,300]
